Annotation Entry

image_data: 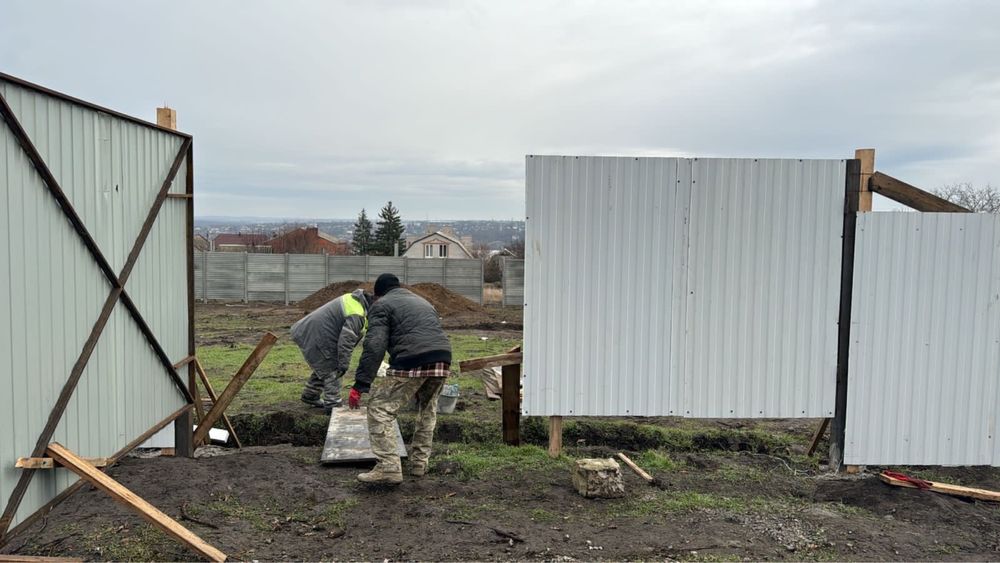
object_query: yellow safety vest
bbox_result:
[341,293,368,333]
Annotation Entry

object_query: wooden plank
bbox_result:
[807,418,830,457]
[879,472,1000,502]
[320,407,407,464]
[855,148,875,212]
[0,405,192,548]
[16,457,108,469]
[501,364,521,445]
[195,358,241,448]
[192,333,277,446]
[870,172,970,213]
[459,352,522,373]
[172,355,196,369]
[616,452,654,483]
[45,443,226,562]
[548,416,562,458]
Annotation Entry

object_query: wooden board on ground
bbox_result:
[880,472,1000,502]
[320,407,407,464]
[44,442,226,562]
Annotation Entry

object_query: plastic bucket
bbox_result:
[437,383,460,414]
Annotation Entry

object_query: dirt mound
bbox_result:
[408,283,485,316]
[296,280,372,311]
[296,281,507,329]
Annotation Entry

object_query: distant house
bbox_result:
[193,234,211,252]
[403,227,474,259]
[211,233,272,253]
[267,227,350,255]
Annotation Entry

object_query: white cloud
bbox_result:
[2,0,998,218]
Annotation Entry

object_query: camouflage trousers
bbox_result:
[367,376,446,473]
[302,369,344,407]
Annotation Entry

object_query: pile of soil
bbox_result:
[296,280,372,311]
[296,281,515,330]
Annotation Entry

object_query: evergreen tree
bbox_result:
[351,208,374,255]
[373,201,407,256]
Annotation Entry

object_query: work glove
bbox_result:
[348,388,362,409]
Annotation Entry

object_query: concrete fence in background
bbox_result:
[195,252,485,304]
[502,258,525,307]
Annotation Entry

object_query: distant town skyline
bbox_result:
[3,1,998,218]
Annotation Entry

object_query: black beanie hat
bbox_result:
[374,273,400,297]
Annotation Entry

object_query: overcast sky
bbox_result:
[3,1,998,219]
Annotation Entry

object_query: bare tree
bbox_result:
[934,183,1000,213]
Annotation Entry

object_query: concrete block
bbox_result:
[572,458,625,498]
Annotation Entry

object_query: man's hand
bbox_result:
[348,388,362,409]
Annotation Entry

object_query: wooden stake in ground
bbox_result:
[192,332,277,446]
[501,363,521,446]
[616,452,654,483]
[194,358,242,448]
[44,443,226,562]
[548,416,562,458]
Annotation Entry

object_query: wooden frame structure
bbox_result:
[0,73,197,544]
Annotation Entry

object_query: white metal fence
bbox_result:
[845,213,1000,466]
[523,156,847,418]
[195,253,485,304]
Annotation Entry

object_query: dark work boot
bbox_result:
[300,392,324,409]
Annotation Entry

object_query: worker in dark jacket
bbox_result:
[349,273,452,484]
[291,288,372,412]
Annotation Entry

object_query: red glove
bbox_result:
[348,388,362,409]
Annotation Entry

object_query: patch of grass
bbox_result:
[715,464,767,484]
[81,523,173,561]
[203,495,277,531]
[530,508,558,522]
[197,333,518,414]
[637,450,681,471]
[318,499,359,528]
[612,491,769,516]
[528,419,794,455]
[432,443,569,480]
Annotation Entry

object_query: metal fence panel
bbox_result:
[523,156,845,417]
[0,77,188,531]
[685,158,845,418]
[247,254,285,302]
[502,258,524,307]
[524,156,690,416]
[845,213,1000,466]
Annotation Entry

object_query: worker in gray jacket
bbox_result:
[291,288,372,411]
[349,273,452,484]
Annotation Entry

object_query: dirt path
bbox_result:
[5,445,1000,561]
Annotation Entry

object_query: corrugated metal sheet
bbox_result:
[1,78,188,530]
[845,212,1000,466]
[685,158,845,417]
[523,156,845,417]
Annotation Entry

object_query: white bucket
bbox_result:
[437,383,460,414]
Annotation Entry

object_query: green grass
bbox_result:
[318,499,359,528]
[637,450,682,471]
[203,495,278,531]
[612,490,769,516]
[81,523,174,561]
[196,334,520,413]
[432,443,569,480]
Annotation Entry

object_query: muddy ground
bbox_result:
[6,444,1000,561]
[5,301,1000,561]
